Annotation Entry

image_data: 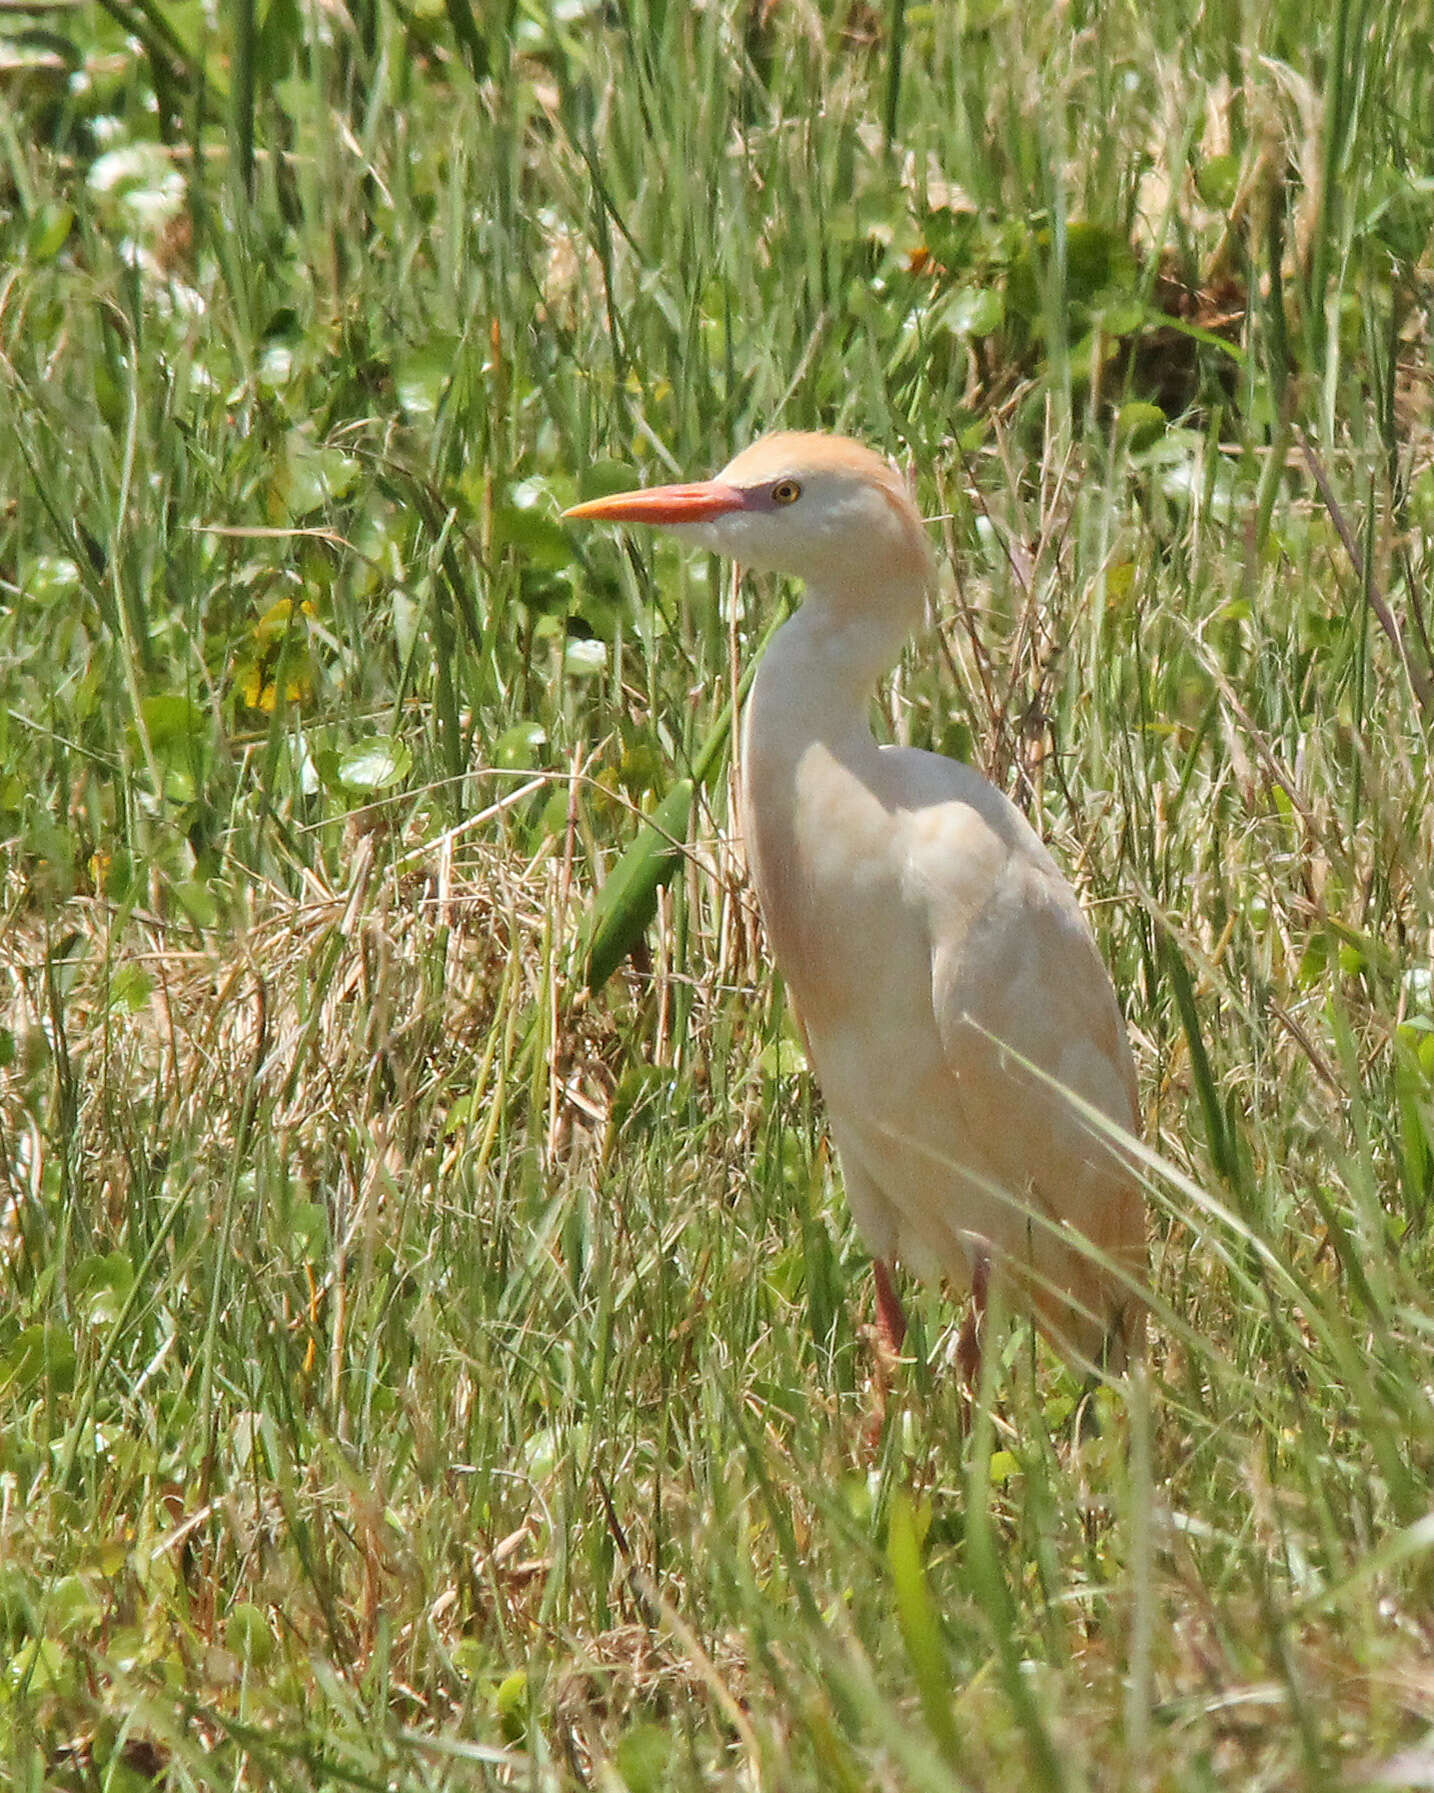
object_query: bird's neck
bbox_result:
[745,579,923,756]
[737,578,925,994]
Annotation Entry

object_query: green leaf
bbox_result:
[443,0,490,82]
[0,1325,77,1396]
[571,459,644,504]
[563,637,607,677]
[47,1575,101,1637]
[287,1200,328,1254]
[1146,306,1246,362]
[139,693,206,752]
[0,1565,36,1640]
[1196,152,1240,210]
[1164,934,1238,1187]
[1065,220,1134,301]
[1094,293,1144,335]
[22,554,82,604]
[171,879,219,929]
[283,432,359,514]
[757,1033,808,1081]
[608,1062,672,1136]
[583,779,694,991]
[396,341,459,418]
[26,203,74,261]
[74,1251,136,1327]
[225,1602,275,1666]
[917,205,979,271]
[494,504,576,570]
[337,735,412,793]
[943,283,1003,337]
[256,0,302,82]
[492,721,547,770]
[615,1722,671,1793]
[574,602,787,993]
[1117,401,1167,451]
[106,964,154,1013]
[5,1637,70,1696]
[494,1667,529,1741]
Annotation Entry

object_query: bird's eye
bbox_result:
[770,478,802,505]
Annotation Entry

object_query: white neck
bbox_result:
[743,577,924,762]
[736,574,925,998]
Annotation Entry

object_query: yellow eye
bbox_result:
[770,478,802,505]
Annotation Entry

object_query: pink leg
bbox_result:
[863,1259,908,1452]
[955,1249,991,1389]
[872,1258,907,1359]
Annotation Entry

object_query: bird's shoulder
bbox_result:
[873,742,1028,826]
[873,743,1063,896]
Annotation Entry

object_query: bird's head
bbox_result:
[564,431,932,599]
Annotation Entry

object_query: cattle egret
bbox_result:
[565,433,1143,1374]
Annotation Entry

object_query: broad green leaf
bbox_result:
[1196,152,1240,209]
[495,1667,529,1741]
[25,554,82,604]
[396,340,460,418]
[583,778,694,990]
[74,1250,136,1327]
[0,1324,77,1396]
[563,637,607,677]
[1117,401,1167,450]
[139,693,205,751]
[615,1723,672,1793]
[944,283,1003,336]
[578,602,788,993]
[337,735,412,793]
[226,1602,276,1666]
[492,721,547,770]
[571,459,643,504]
[26,203,74,261]
[493,504,576,569]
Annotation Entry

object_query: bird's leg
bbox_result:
[872,1258,907,1360]
[863,1258,908,1453]
[955,1249,991,1391]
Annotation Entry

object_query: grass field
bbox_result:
[3,0,1434,1786]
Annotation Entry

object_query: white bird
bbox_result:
[566,432,1143,1374]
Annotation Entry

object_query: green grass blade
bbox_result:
[886,1493,964,1772]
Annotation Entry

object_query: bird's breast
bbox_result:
[740,738,932,1037]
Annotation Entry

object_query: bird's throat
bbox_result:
[749,587,919,735]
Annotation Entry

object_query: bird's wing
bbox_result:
[909,782,1143,1358]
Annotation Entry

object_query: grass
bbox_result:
[2,0,1434,1786]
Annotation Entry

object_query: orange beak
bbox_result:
[563,480,748,525]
